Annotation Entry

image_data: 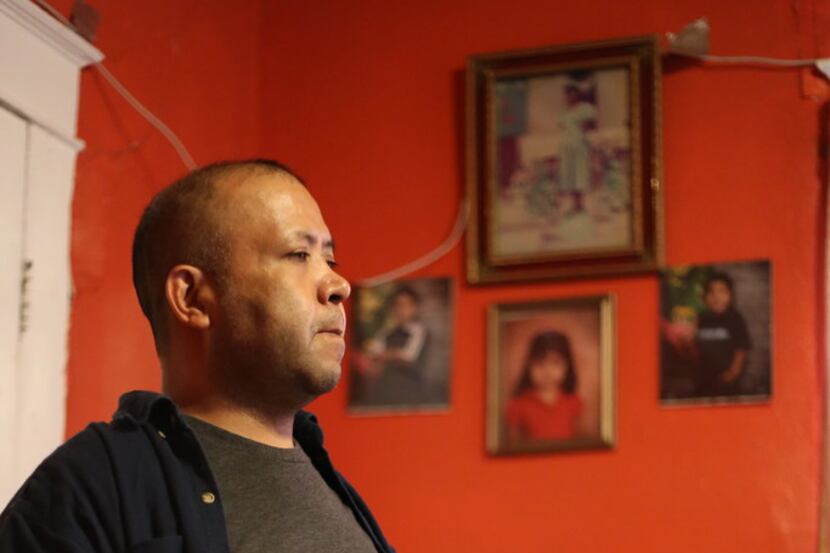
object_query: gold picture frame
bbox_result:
[487,295,616,455]
[466,36,663,284]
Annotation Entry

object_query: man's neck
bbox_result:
[161,352,299,449]
[178,398,296,449]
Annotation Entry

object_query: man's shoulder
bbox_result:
[44,421,111,469]
[6,422,129,515]
[0,406,169,552]
[0,425,116,546]
[5,391,172,516]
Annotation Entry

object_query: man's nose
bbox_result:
[319,269,351,305]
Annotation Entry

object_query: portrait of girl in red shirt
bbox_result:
[506,330,584,443]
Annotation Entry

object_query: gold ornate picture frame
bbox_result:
[466,36,663,284]
[487,295,616,455]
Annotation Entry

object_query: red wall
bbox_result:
[259,2,824,552]
[61,0,264,428]
[62,1,825,552]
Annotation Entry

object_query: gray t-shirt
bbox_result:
[183,415,376,553]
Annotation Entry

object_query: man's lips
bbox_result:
[317,314,346,336]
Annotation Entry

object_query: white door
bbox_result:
[14,126,76,484]
[0,105,27,506]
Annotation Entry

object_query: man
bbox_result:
[0,159,395,552]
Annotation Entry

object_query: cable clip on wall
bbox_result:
[666,17,830,74]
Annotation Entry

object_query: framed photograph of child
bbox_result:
[487,295,616,455]
[659,260,772,405]
[348,277,453,414]
[466,36,663,284]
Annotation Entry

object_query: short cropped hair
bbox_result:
[132,159,303,353]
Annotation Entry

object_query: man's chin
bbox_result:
[301,363,342,397]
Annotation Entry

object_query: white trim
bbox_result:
[0,107,27,508]
[14,126,74,483]
[0,0,102,67]
[0,97,85,151]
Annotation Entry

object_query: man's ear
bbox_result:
[164,265,214,330]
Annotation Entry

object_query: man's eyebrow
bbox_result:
[293,231,336,252]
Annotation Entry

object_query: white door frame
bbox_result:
[0,0,102,507]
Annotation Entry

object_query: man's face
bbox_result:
[208,171,351,411]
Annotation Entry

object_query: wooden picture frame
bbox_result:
[466,35,663,284]
[487,295,616,455]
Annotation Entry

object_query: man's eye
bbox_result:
[289,251,310,261]
[327,259,339,269]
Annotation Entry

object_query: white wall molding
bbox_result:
[0,0,102,141]
[0,0,102,67]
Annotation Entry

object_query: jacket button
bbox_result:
[201,492,216,504]
[157,430,166,439]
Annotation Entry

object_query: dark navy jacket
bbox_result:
[0,391,394,553]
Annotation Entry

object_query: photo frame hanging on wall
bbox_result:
[487,295,616,455]
[659,259,772,405]
[348,277,454,414]
[466,35,663,284]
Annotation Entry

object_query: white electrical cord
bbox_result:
[31,0,198,169]
[672,51,820,67]
[92,64,197,170]
[95,52,471,287]
[92,53,463,286]
[61,8,830,288]
[358,201,468,287]
[96,57,463,286]
[664,18,827,69]
[94,48,462,286]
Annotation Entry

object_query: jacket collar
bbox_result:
[113,390,174,424]
[113,390,326,451]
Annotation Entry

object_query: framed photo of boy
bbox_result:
[348,277,453,414]
[466,36,663,284]
[659,260,772,405]
[487,295,615,455]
